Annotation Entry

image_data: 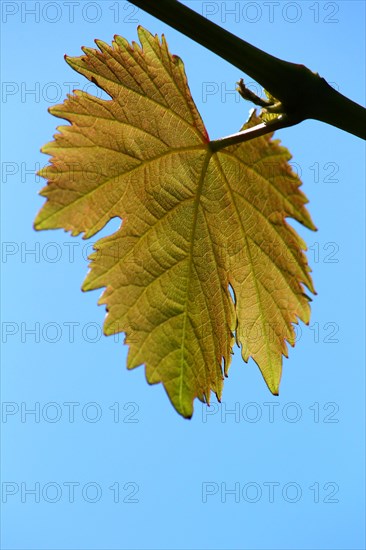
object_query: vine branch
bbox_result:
[130,0,366,140]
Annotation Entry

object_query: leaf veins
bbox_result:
[35,27,316,417]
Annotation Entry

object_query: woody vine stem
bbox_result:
[130,0,366,141]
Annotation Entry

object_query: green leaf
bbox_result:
[35,27,316,418]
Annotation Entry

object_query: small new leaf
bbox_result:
[35,27,315,418]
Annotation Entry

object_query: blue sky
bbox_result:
[1,1,365,549]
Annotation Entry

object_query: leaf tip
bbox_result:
[33,219,41,232]
[64,54,74,67]
[264,369,281,397]
[176,399,194,420]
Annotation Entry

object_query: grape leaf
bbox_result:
[35,27,316,418]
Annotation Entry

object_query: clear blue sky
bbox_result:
[1,1,365,549]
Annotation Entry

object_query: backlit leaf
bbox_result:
[35,27,316,418]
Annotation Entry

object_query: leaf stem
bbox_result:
[130,0,366,140]
[209,114,295,152]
